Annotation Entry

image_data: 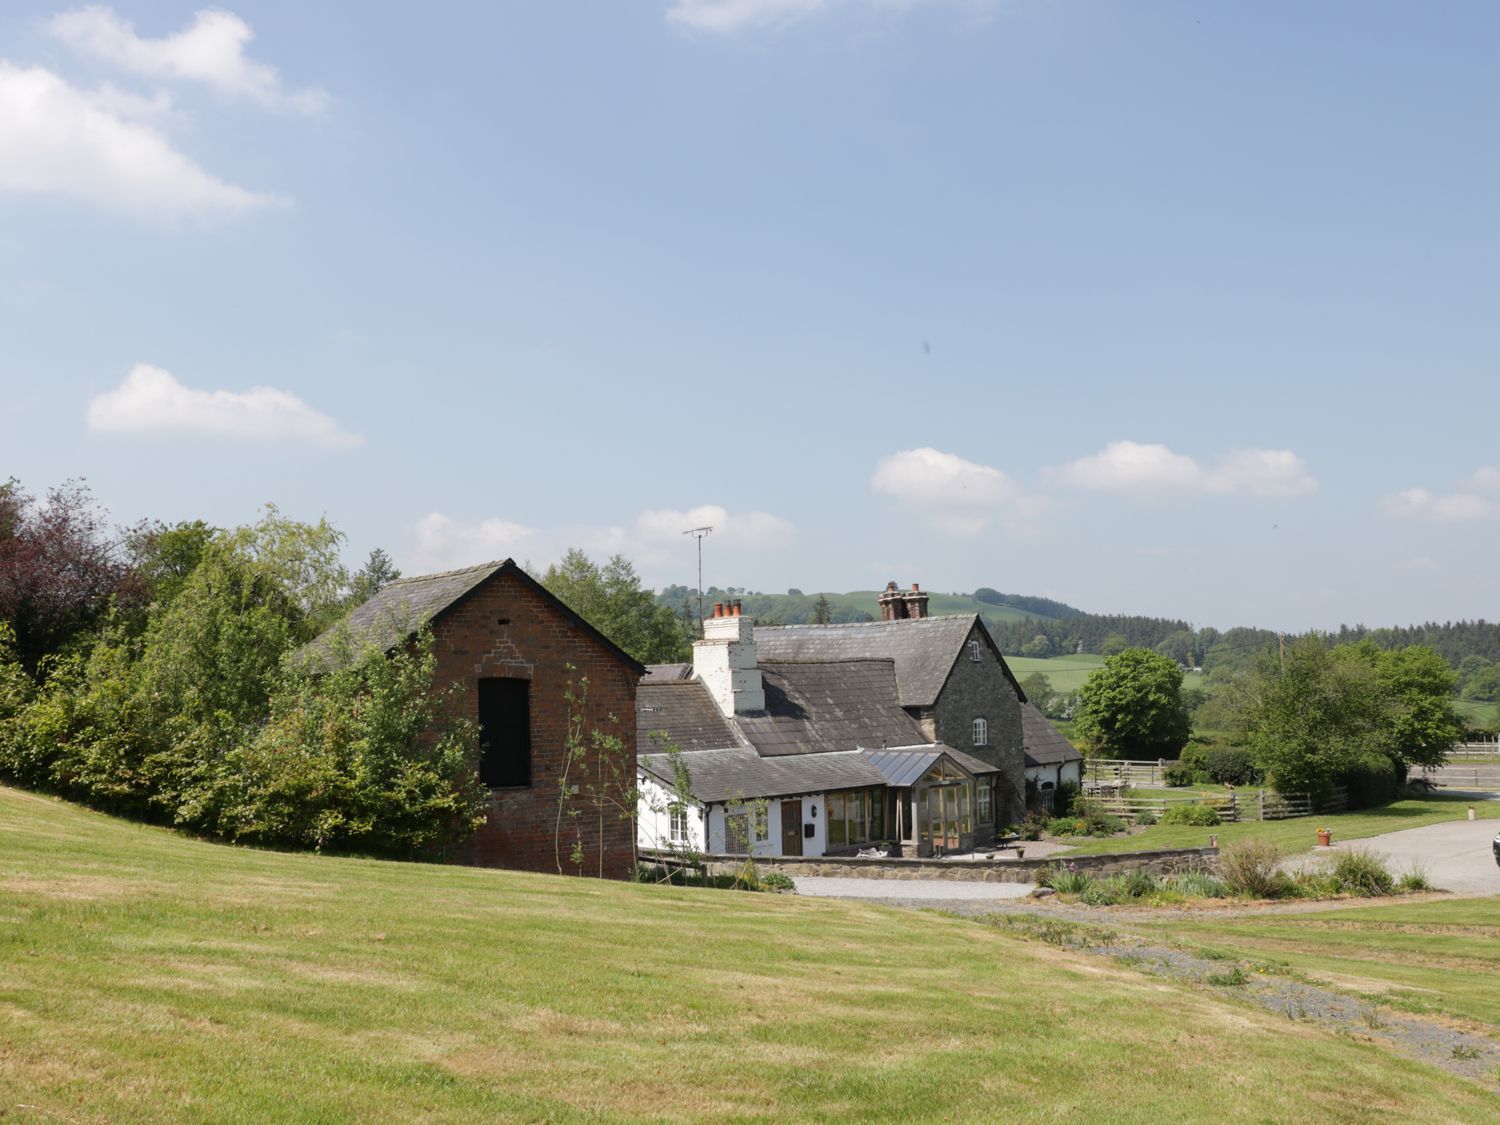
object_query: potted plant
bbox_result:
[1316,827,1332,847]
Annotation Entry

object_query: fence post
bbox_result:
[1257,789,1265,822]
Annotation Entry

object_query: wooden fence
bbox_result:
[1447,741,1500,760]
[1079,776,1346,824]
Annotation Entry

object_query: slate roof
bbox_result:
[639,747,886,804]
[296,558,644,675]
[754,614,1023,708]
[637,681,742,753]
[1021,703,1083,768]
[734,660,930,757]
[641,663,694,685]
[860,746,1000,787]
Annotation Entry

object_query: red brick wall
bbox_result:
[432,568,638,879]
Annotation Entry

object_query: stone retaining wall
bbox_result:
[689,846,1217,884]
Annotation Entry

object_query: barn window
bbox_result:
[972,718,988,746]
[477,677,531,788]
[968,640,982,662]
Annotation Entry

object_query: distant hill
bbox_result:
[655,586,1080,631]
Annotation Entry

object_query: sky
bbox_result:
[2,1,1497,632]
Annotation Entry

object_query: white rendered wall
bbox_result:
[705,795,827,858]
[636,774,705,853]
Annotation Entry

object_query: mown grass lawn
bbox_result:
[1055,794,1500,856]
[1136,898,1500,1031]
[3,786,1498,1121]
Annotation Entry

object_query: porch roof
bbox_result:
[639,747,885,805]
[859,745,1001,788]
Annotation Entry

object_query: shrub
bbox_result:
[1338,758,1403,810]
[1119,868,1160,898]
[1019,810,1050,840]
[1081,879,1126,906]
[1179,742,1211,773]
[1165,871,1230,898]
[1162,761,1195,787]
[1048,817,1086,837]
[760,871,796,892]
[1219,838,1287,898]
[1054,780,1082,818]
[1398,863,1432,893]
[1161,804,1220,826]
[1331,848,1395,897]
[1046,870,1095,895]
[1134,809,1159,826]
[1203,746,1258,786]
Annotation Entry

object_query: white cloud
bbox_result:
[1384,482,1500,522]
[871,447,1043,536]
[86,363,361,447]
[1467,466,1500,493]
[635,504,795,548]
[0,61,283,223]
[409,504,795,575]
[43,6,328,115]
[1049,441,1317,497]
[666,0,995,33]
[412,513,535,572]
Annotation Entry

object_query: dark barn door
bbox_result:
[477,677,531,788]
[780,800,803,857]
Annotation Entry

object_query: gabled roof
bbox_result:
[734,660,930,757]
[638,681,742,753]
[1021,703,1083,767]
[754,614,1024,708]
[297,558,644,675]
[641,663,694,685]
[860,746,1000,787]
[639,747,886,805]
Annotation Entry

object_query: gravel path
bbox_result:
[792,876,1035,901]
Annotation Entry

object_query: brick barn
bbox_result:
[301,559,644,878]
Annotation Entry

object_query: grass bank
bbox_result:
[1055,794,1500,856]
[1136,897,1500,1031]
[3,786,1497,1121]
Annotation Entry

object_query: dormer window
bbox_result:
[972,718,989,746]
[968,640,981,662]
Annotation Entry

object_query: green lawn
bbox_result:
[1056,794,1500,856]
[3,786,1497,1121]
[1454,697,1499,726]
[1138,898,1500,1031]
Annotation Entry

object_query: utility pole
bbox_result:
[683,526,712,636]
[1278,631,1286,673]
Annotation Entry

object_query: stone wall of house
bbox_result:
[929,622,1026,826]
[433,568,638,879]
[696,846,1218,884]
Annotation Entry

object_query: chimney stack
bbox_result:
[878,580,909,622]
[903,582,929,620]
[693,603,764,716]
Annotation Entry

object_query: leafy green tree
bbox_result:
[1364,642,1463,770]
[543,549,688,664]
[1099,633,1129,657]
[1021,633,1051,657]
[811,594,833,625]
[1074,648,1190,759]
[348,547,401,607]
[1019,671,1053,706]
[125,520,218,613]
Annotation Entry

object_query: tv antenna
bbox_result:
[683,526,713,633]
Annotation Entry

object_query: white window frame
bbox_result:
[753,805,770,843]
[972,717,988,746]
[978,782,992,822]
[968,639,982,662]
[669,803,688,843]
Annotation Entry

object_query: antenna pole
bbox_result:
[683,526,713,637]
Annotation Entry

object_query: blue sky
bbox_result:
[2,1,1497,631]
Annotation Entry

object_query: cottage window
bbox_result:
[725,812,751,853]
[972,718,988,746]
[477,677,531,788]
[969,640,982,662]
[669,804,688,843]
[978,782,992,822]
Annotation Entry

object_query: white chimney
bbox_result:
[693,601,764,716]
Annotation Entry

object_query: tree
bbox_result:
[1074,648,1190,759]
[811,594,833,625]
[0,479,138,673]
[1020,633,1051,657]
[348,547,401,607]
[542,549,688,664]
[1019,671,1053,706]
[1099,633,1130,657]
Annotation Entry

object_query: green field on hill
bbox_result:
[1003,653,1106,693]
[3,786,1496,1121]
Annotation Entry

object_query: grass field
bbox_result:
[1139,897,1500,1031]
[1455,697,1499,726]
[1056,794,1500,856]
[1004,653,1105,693]
[3,786,1498,1121]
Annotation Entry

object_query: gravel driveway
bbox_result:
[1301,814,1500,895]
[793,876,1035,901]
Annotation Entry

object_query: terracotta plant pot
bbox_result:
[1316,828,1332,847]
